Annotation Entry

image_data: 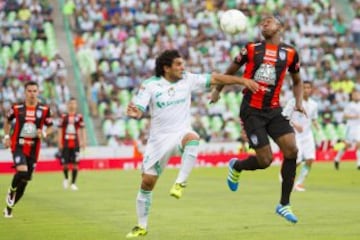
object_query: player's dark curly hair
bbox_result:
[155,50,181,77]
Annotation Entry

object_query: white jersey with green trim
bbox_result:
[133,72,211,136]
[282,97,318,139]
[344,101,360,128]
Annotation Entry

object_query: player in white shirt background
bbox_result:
[334,90,360,170]
[125,49,260,238]
[282,81,319,192]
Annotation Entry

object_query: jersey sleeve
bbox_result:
[133,84,152,112]
[282,98,295,119]
[288,50,300,74]
[311,102,319,120]
[57,115,64,128]
[233,45,249,66]
[6,105,15,121]
[78,114,85,128]
[44,108,53,127]
[343,104,352,116]
[184,72,211,92]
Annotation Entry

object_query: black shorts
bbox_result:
[61,148,80,165]
[12,150,36,180]
[239,102,294,149]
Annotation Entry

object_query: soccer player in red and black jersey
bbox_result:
[2,81,53,218]
[58,98,86,191]
[211,14,306,223]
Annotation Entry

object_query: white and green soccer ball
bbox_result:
[219,9,248,35]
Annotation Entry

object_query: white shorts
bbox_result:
[141,129,196,176]
[296,134,316,163]
[345,125,360,143]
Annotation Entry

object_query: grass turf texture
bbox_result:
[0,162,359,240]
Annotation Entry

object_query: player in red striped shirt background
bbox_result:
[3,81,53,218]
[58,97,86,191]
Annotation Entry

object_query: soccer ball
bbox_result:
[219,9,248,35]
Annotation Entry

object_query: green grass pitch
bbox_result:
[0,162,359,240]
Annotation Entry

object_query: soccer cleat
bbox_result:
[70,184,79,191]
[227,158,241,191]
[334,161,339,170]
[126,226,147,238]
[276,204,298,223]
[63,179,69,189]
[5,188,16,208]
[3,207,13,218]
[294,184,305,192]
[170,183,186,199]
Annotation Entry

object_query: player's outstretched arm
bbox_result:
[127,102,143,119]
[290,72,306,116]
[210,73,259,92]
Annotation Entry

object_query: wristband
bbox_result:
[3,134,10,140]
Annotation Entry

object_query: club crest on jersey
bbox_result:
[168,87,175,97]
[279,50,286,61]
[36,110,42,118]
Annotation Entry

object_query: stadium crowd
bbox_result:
[1,0,359,150]
[68,0,360,148]
[0,0,69,147]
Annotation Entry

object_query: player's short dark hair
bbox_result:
[69,97,77,101]
[24,81,39,89]
[155,50,182,77]
[303,80,313,85]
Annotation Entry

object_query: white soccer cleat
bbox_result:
[6,189,16,208]
[63,179,69,189]
[294,184,306,192]
[70,184,78,191]
[3,208,13,218]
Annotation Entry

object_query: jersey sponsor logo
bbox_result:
[263,56,277,62]
[20,122,37,138]
[65,124,76,134]
[155,98,186,109]
[27,110,35,116]
[254,63,276,85]
[7,108,13,118]
[265,49,277,57]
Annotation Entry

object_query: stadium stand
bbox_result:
[67,0,359,147]
[0,1,68,147]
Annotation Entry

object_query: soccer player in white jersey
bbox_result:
[334,90,360,170]
[125,49,260,238]
[282,81,319,192]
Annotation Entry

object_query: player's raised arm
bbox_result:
[210,72,259,93]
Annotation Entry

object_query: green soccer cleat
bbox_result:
[169,183,186,199]
[126,226,147,238]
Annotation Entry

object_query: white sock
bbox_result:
[136,189,152,229]
[356,149,360,167]
[334,149,344,163]
[175,140,199,184]
[295,164,310,185]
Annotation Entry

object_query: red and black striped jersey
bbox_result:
[58,113,84,149]
[7,102,53,158]
[234,41,300,109]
